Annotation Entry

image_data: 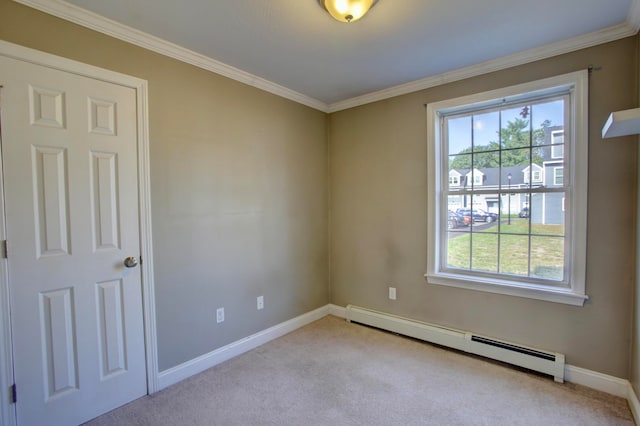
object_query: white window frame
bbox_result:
[554,167,564,186]
[426,71,588,306]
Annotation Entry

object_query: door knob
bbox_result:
[124,256,139,268]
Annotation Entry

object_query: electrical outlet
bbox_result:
[216,307,224,323]
[389,287,397,300]
[257,296,264,310]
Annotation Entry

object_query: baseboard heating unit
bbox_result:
[345,305,565,383]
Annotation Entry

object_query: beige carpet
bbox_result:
[86,315,633,425]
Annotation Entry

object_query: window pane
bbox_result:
[471,152,495,188]
[551,131,564,159]
[501,106,531,149]
[530,191,565,236]
[518,193,531,220]
[473,111,499,152]
[530,236,564,281]
[469,168,483,188]
[532,221,564,237]
[483,193,500,218]
[502,148,531,188]
[447,209,471,233]
[447,232,470,269]
[447,116,472,155]
[532,99,564,147]
[499,234,530,276]
[471,232,498,273]
[500,204,528,235]
[448,153,471,185]
[447,194,464,212]
[447,159,464,191]
[528,192,540,223]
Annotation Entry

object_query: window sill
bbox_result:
[424,272,588,306]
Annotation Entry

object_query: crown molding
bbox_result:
[11,0,330,112]
[327,22,637,112]
[12,0,639,115]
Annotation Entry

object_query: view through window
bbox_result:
[444,96,568,283]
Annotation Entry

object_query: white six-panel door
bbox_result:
[0,55,147,425]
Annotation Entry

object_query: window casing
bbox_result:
[426,71,588,306]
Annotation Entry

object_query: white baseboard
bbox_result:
[156,304,330,390]
[627,382,640,424]
[564,365,629,398]
[328,303,346,318]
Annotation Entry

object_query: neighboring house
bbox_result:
[448,126,564,224]
[539,126,565,225]
[448,165,529,216]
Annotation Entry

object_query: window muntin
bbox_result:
[426,71,588,306]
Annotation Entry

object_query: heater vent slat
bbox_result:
[471,335,556,361]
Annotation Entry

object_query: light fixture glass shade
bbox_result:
[319,0,378,23]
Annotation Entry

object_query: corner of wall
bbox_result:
[326,113,334,304]
[632,31,640,396]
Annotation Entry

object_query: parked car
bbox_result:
[518,207,529,218]
[448,211,469,229]
[456,208,498,223]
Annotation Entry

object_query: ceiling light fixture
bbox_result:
[318,0,379,23]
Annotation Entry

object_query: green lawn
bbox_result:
[447,218,564,280]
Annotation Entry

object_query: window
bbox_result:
[523,166,542,184]
[469,169,483,185]
[449,174,460,186]
[554,167,563,186]
[426,71,588,306]
[551,130,564,159]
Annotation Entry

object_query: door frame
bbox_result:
[0,40,158,426]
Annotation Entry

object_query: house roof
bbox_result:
[453,165,532,186]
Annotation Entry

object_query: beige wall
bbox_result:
[0,0,329,371]
[1,0,639,380]
[329,37,638,377]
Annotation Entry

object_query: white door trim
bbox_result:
[0,39,158,426]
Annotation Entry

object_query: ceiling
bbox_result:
[17,0,640,111]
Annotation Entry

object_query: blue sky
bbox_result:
[447,99,564,156]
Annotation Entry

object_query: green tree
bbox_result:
[449,117,548,170]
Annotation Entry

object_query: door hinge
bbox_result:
[10,384,16,404]
[1,240,6,259]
